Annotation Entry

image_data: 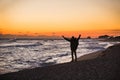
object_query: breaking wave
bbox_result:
[0,42,43,48]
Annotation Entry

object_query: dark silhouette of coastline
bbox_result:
[98,35,120,41]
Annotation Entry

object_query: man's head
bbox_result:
[72,36,75,39]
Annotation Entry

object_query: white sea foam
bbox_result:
[0,42,42,48]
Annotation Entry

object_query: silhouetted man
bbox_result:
[62,35,81,62]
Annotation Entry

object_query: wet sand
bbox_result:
[0,44,120,80]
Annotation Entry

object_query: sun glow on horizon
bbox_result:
[0,0,120,37]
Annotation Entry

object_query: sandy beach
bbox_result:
[0,43,120,80]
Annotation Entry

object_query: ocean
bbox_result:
[0,39,119,74]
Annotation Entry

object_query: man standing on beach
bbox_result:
[62,35,81,62]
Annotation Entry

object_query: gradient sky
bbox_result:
[0,0,120,37]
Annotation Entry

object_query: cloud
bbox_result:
[0,0,20,12]
[97,0,120,18]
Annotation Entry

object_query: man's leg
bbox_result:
[74,51,77,61]
[71,51,74,62]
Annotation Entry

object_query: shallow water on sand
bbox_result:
[0,39,119,74]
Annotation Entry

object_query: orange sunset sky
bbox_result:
[0,0,120,38]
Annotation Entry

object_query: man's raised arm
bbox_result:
[62,36,70,42]
[77,34,81,40]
